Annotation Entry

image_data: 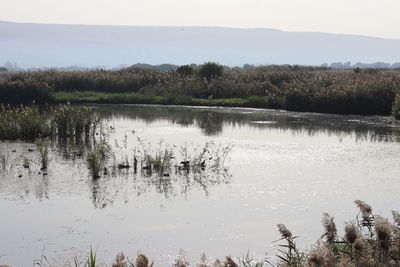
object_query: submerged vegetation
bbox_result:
[2,65,400,117]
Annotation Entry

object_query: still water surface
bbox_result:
[1,105,400,266]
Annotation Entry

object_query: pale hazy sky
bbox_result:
[1,0,399,39]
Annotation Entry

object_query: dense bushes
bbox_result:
[1,67,400,117]
[0,78,54,104]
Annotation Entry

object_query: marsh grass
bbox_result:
[0,104,101,141]
[86,141,112,178]
[3,68,400,116]
[72,247,97,267]
[35,138,49,170]
[132,139,231,177]
[0,149,8,170]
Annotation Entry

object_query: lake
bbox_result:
[1,104,400,266]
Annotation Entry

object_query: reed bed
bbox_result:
[2,67,400,116]
[0,104,101,140]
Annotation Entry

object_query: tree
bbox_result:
[198,62,223,81]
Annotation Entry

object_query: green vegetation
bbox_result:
[54,91,271,109]
[2,65,400,117]
[0,104,101,140]
[199,62,224,81]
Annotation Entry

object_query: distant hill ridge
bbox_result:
[1,20,400,68]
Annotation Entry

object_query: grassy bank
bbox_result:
[54,91,268,108]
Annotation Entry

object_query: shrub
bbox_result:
[198,62,223,82]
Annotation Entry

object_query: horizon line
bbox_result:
[1,19,399,41]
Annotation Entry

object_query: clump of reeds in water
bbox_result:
[0,104,101,141]
[129,139,232,177]
[50,104,101,138]
[86,141,112,179]
[35,137,49,170]
[0,150,8,170]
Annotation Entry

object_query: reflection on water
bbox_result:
[96,104,400,142]
[1,104,400,266]
[88,171,231,209]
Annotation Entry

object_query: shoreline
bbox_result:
[54,91,395,118]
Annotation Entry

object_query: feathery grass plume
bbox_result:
[136,254,153,267]
[353,253,375,267]
[354,200,372,218]
[392,211,400,227]
[276,224,305,266]
[197,253,208,267]
[322,213,337,243]
[277,224,292,240]
[374,215,392,251]
[112,252,128,267]
[353,237,364,255]
[344,222,358,244]
[224,256,238,267]
[212,259,222,267]
[172,250,190,267]
[307,243,336,267]
[354,200,374,232]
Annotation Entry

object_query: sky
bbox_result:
[1,0,400,39]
